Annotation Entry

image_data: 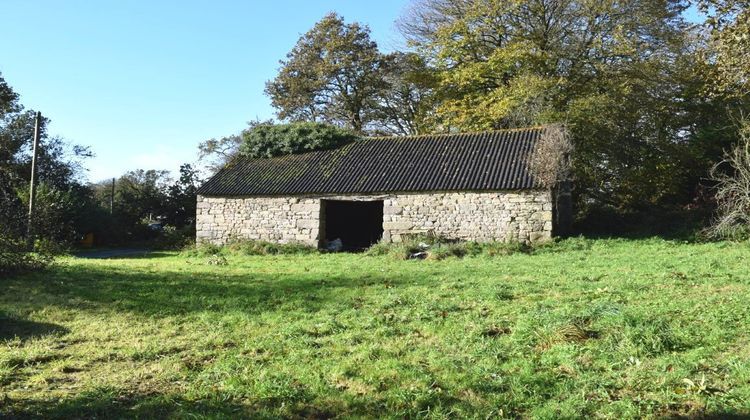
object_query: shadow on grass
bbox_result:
[2,386,385,419]
[1,260,421,318]
[2,390,257,419]
[0,314,69,342]
[7,386,748,420]
[73,249,179,260]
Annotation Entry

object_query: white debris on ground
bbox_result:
[325,238,343,252]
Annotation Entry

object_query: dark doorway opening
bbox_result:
[321,200,384,251]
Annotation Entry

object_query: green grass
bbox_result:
[2,238,750,418]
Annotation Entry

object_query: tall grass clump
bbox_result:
[182,239,317,259]
[366,235,535,260]
[181,241,224,257]
[481,241,532,256]
[365,240,426,260]
[226,239,317,255]
[532,235,594,254]
[600,312,685,357]
[426,242,486,260]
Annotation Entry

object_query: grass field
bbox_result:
[2,238,750,418]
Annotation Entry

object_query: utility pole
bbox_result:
[110,177,115,215]
[27,111,42,247]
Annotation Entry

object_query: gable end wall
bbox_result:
[196,190,552,246]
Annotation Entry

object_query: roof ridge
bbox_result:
[365,126,548,141]
[229,127,547,164]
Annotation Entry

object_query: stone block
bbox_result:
[291,203,319,213]
[383,206,401,215]
[383,221,413,231]
[296,219,319,229]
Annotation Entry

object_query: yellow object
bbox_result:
[80,233,94,248]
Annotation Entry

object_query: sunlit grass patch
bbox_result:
[1,238,750,418]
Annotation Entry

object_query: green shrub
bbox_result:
[363,241,391,256]
[0,234,53,276]
[239,122,358,159]
[155,225,195,250]
[33,237,70,255]
[183,242,223,257]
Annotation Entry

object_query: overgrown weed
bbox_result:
[365,235,598,260]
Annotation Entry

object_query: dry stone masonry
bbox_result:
[382,191,552,243]
[196,190,552,246]
[196,196,320,245]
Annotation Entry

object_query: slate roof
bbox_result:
[197,127,545,197]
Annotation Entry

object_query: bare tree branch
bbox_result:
[707,120,750,239]
[529,124,573,188]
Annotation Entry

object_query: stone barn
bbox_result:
[196,127,571,249]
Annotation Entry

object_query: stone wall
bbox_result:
[196,196,321,246]
[196,190,552,246]
[382,191,552,243]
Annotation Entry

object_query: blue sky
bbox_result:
[2,1,702,182]
[1,1,411,182]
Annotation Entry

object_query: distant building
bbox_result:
[196,126,571,249]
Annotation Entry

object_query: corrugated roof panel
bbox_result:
[197,127,546,196]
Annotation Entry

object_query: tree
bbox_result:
[114,169,171,224]
[371,52,438,135]
[88,164,200,245]
[198,133,243,172]
[697,0,750,97]
[265,13,388,133]
[0,74,21,117]
[198,119,273,172]
[400,0,690,129]
[0,72,97,271]
[397,0,738,211]
[164,164,201,228]
[0,170,25,239]
[0,73,93,245]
